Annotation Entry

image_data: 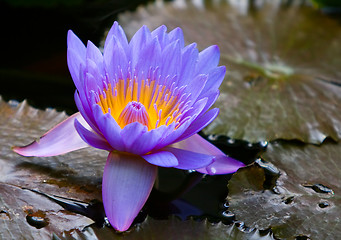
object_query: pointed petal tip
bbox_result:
[12,144,33,156]
[12,113,89,157]
[103,152,157,232]
[201,156,246,175]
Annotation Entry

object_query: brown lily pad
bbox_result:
[0,183,93,240]
[0,97,107,238]
[60,217,276,240]
[227,140,341,239]
[118,0,341,144]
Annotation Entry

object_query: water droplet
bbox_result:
[283,196,294,204]
[259,141,268,148]
[295,236,311,240]
[0,210,10,220]
[255,158,280,176]
[318,202,329,208]
[304,183,334,194]
[221,210,235,220]
[234,220,244,228]
[222,201,229,209]
[25,210,49,229]
[207,134,219,141]
[8,100,20,107]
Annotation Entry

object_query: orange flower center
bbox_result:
[97,79,185,130]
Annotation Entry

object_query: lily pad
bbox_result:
[227,141,341,239]
[0,96,273,240]
[60,217,276,240]
[118,0,341,144]
[0,183,93,240]
[0,97,107,192]
[0,97,107,238]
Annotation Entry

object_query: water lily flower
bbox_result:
[13,22,245,231]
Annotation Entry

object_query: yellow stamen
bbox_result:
[97,78,183,130]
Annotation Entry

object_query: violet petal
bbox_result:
[172,134,245,175]
[163,147,214,170]
[142,150,178,167]
[102,152,157,231]
[13,112,88,157]
[74,119,112,151]
[120,122,148,152]
[176,108,219,142]
[196,45,220,74]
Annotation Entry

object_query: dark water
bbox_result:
[0,0,150,114]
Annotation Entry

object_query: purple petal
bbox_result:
[176,108,219,142]
[196,45,220,74]
[120,122,148,152]
[179,43,198,86]
[74,119,112,151]
[13,112,88,157]
[151,25,169,49]
[129,25,152,69]
[74,90,100,135]
[67,30,86,59]
[163,147,214,170]
[186,74,208,103]
[160,40,181,80]
[180,97,208,121]
[197,155,245,175]
[135,37,162,80]
[199,90,220,116]
[132,125,168,155]
[86,40,104,74]
[92,104,125,151]
[102,152,157,232]
[104,36,128,83]
[156,118,192,150]
[168,27,185,48]
[86,59,105,90]
[171,134,245,175]
[104,21,129,52]
[67,49,85,91]
[199,66,226,99]
[142,150,178,167]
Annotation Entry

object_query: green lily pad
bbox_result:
[118,0,341,144]
[227,141,341,239]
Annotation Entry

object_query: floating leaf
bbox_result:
[227,141,341,239]
[59,217,276,240]
[0,97,107,193]
[118,0,341,144]
[0,97,107,238]
[0,97,267,239]
[0,183,93,240]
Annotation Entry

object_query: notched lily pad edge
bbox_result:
[54,215,277,240]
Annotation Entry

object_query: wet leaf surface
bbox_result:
[0,183,93,240]
[59,217,276,240]
[118,0,341,144]
[227,141,341,239]
[0,97,106,238]
[0,97,107,193]
[0,97,265,239]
